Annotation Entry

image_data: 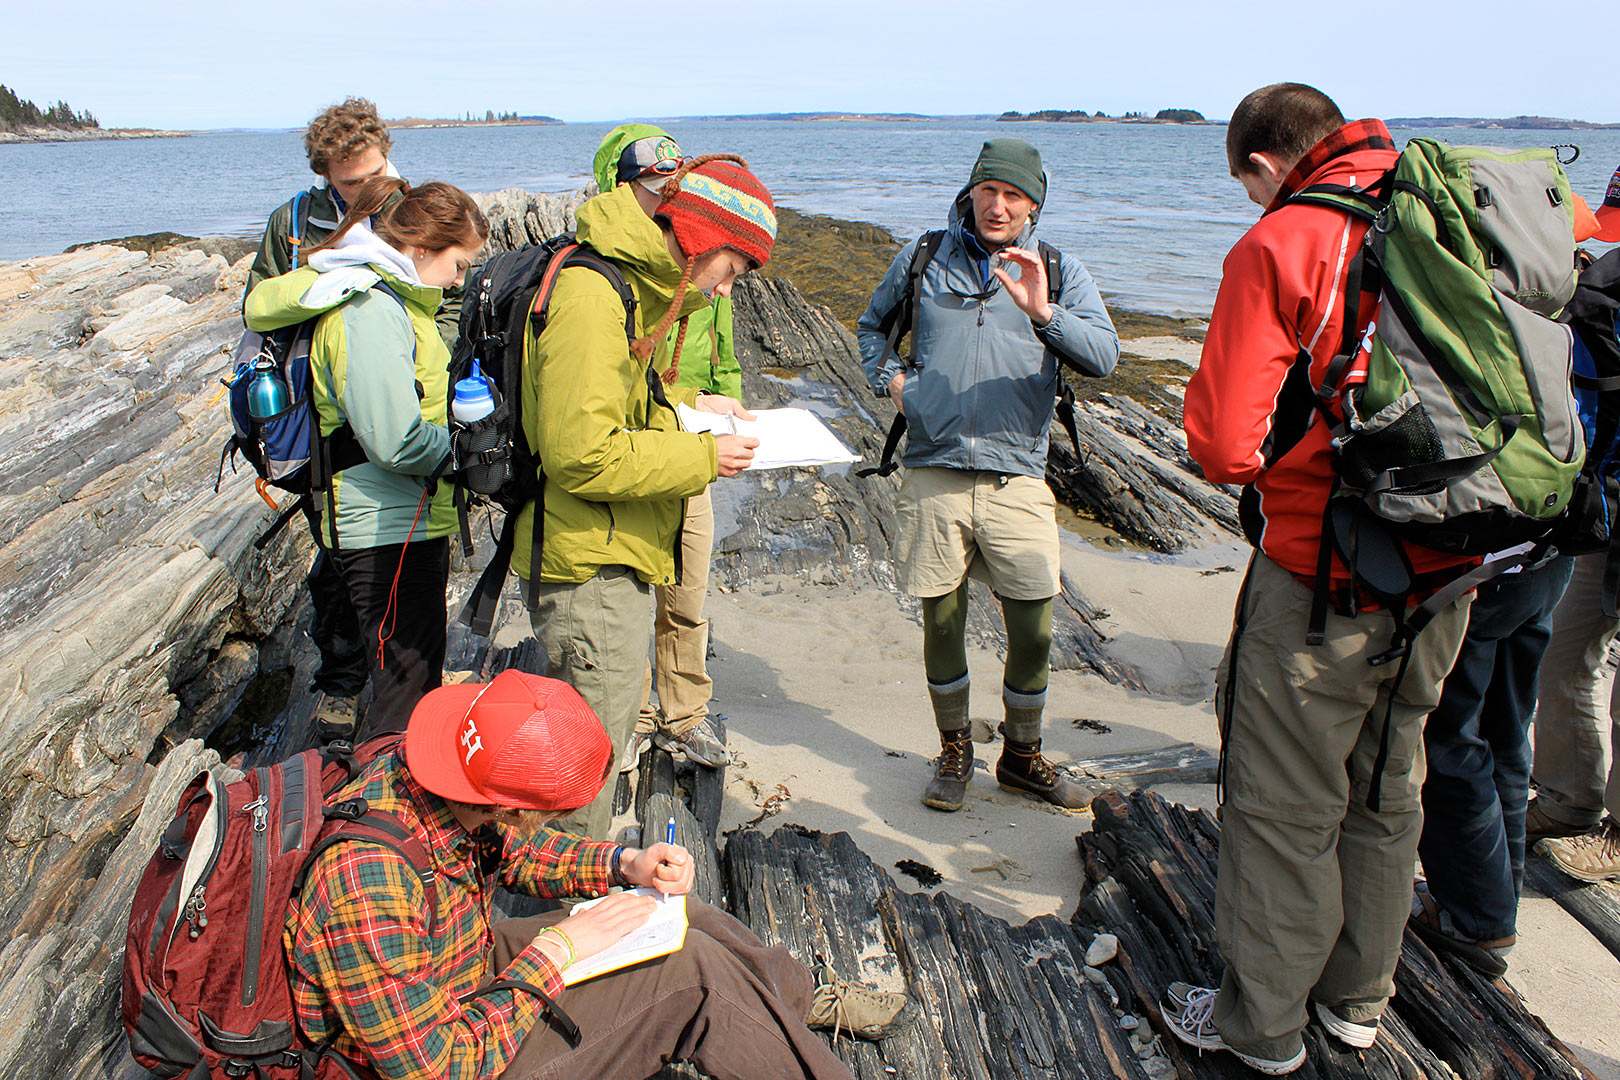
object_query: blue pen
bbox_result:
[666,816,677,845]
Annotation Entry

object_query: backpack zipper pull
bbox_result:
[186,884,209,939]
[244,793,269,833]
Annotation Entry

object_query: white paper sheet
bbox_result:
[677,404,860,470]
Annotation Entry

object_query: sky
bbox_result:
[5,0,1614,130]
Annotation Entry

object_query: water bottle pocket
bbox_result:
[452,408,513,496]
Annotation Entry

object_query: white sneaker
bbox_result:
[1162,986,1306,1075]
[1313,1000,1378,1049]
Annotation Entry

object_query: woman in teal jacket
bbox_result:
[245,177,487,736]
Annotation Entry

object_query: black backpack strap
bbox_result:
[1054,383,1082,456]
[461,511,520,637]
[857,231,945,479]
[486,979,581,1048]
[1036,239,1064,306]
[253,492,312,551]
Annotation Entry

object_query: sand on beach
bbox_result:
[693,526,1620,1079]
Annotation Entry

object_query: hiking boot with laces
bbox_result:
[654,713,729,768]
[1525,796,1595,846]
[618,729,652,774]
[1540,817,1620,883]
[1161,985,1306,1075]
[314,694,359,748]
[805,959,917,1042]
[922,727,974,812]
[995,732,1099,811]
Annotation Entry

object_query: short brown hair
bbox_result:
[1226,83,1345,175]
[305,97,393,176]
[304,178,489,257]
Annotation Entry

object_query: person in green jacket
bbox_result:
[592,125,735,772]
[246,177,488,737]
[516,155,776,840]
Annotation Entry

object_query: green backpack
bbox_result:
[1286,138,1583,655]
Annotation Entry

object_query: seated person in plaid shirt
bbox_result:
[286,669,915,1080]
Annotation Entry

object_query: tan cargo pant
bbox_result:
[531,565,650,841]
[639,488,715,735]
[492,900,853,1080]
[1532,553,1620,825]
[1210,552,1470,1060]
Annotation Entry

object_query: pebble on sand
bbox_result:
[1085,932,1119,966]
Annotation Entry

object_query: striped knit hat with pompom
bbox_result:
[631,154,777,364]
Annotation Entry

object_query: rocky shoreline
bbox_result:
[0,127,187,144]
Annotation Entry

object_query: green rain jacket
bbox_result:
[513,183,718,585]
[244,241,454,549]
[591,124,741,397]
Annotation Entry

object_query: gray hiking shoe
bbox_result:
[315,694,359,747]
[618,729,652,774]
[1162,985,1305,1075]
[654,714,728,768]
[805,960,917,1041]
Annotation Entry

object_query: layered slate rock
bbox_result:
[1074,791,1595,1079]
[0,244,309,1080]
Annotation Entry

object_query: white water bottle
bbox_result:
[451,361,495,423]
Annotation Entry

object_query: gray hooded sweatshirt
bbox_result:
[857,186,1119,479]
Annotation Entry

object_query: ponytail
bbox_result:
[303,176,410,257]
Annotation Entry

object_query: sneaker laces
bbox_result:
[1177,986,1220,1052]
[1568,820,1620,860]
[810,961,854,1042]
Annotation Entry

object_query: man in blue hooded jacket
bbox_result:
[857,138,1119,812]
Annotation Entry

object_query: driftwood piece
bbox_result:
[1075,791,1596,1080]
[1524,853,1620,964]
[724,825,1151,1079]
[1059,742,1218,790]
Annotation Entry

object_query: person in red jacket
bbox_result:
[1162,84,1474,1074]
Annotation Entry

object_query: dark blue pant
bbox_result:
[1418,554,1574,941]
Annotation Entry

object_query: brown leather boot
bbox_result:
[996,732,1098,810]
[922,727,974,811]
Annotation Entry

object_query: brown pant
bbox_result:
[640,487,716,734]
[1211,553,1470,1061]
[493,899,852,1080]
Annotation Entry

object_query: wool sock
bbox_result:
[927,671,971,734]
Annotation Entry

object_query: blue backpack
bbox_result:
[1559,246,1620,613]
[218,248,409,550]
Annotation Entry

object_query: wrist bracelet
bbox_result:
[610,845,631,888]
[537,927,576,968]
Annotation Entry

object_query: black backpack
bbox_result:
[449,237,642,636]
[1558,246,1620,614]
[857,230,1075,478]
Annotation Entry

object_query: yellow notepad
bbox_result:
[561,888,689,986]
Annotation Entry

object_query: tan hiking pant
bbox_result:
[1532,553,1620,825]
[531,565,650,841]
[1211,553,1470,1061]
[492,900,852,1080]
[639,488,715,735]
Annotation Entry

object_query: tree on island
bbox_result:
[1155,108,1205,123]
[0,84,98,131]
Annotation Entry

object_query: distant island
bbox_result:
[0,82,182,144]
[390,111,561,128]
[651,112,995,123]
[999,109,1216,124]
[1386,115,1620,131]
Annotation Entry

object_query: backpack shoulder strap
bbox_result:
[299,805,439,927]
[288,190,312,270]
[531,242,639,341]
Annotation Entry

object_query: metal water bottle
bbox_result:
[246,355,291,420]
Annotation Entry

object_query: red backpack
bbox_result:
[121,737,435,1080]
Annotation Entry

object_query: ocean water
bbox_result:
[2,118,1617,316]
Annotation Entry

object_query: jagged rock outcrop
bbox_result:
[0,244,312,1079]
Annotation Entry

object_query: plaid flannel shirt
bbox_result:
[285,751,618,1080]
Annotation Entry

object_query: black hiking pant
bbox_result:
[303,503,369,698]
[331,537,449,738]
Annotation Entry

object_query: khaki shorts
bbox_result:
[894,467,1060,600]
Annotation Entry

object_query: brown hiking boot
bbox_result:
[1541,817,1620,883]
[996,733,1098,811]
[805,959,918,1041]
[1524,796,1593,846]
[922,727,974,812]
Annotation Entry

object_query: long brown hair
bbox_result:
[304,176,489,259]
